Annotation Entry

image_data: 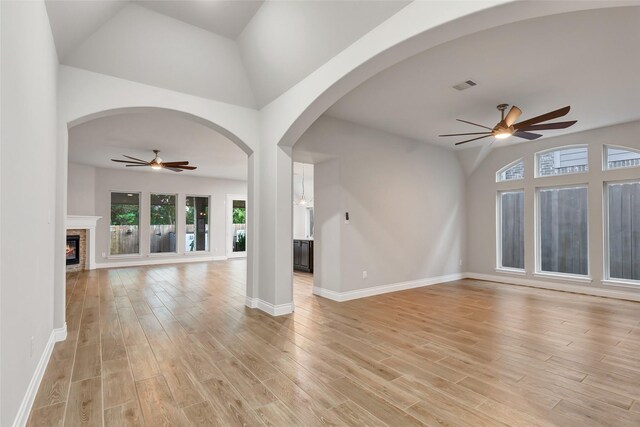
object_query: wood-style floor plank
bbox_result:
[26,262,640,426]
[64,377,102,426]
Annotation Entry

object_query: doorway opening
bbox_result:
[293,162,314,297]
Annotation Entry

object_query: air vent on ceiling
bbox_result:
[453,80,477,91]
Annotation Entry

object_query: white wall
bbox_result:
[295,116,466,294]
[465,120,640,297]
[67,162,96,216]
[1,1,59,425]
[67,164,247,265]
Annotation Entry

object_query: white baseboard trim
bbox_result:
[313,273,465,302]
[13,324,67,427]
[53,323,68,341]
[245,297,293,316]
[466,272,640,302]
[245,296,258,309]
[96,255,227,269]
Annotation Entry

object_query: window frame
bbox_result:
[603,144,640,171]
[534,183,591,281]
[603,179,640,287]
[109,190,142,257]
[149,192,179,255]
[185,194,212,254]
[496,158,524,183]
[496,189,526,273]
[535,144,589,178]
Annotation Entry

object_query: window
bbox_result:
[110,192,140,255]
[498,190,524,270]
[536,146,588,177]
[538,186,588,275]
[231,200,247,253]
[606,181,640,282]
[186,196,209,252]
[497,159,524,182]
[150,194,177,253]
[306,207,314,239]
[604,145,640,170]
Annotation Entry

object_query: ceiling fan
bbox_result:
[440,104,577,146]
[111,149,197,172]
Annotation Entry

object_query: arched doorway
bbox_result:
[54,76,259,328]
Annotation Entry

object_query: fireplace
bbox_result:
[66,235,80,266]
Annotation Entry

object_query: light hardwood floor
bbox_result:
[27,260,640,426]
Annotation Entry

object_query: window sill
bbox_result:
[602,279,640,289]
[534,271,592,284]
[184,251,212,256]
[148,252,178,257]
[495,267,526,276]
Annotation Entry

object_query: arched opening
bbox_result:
[56,106,255,327]
[281,2,632,304]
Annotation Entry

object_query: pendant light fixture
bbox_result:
[294,164,313,206]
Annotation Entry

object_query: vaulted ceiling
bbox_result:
[68,111,248,180]
[45,0,409,108]
[326,6,640,150]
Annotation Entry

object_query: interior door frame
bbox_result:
[226,193,248,259]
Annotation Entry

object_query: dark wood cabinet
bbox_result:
[293,239,313,273]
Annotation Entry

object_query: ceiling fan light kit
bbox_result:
[440,103,577,146]
[111,149,198,172]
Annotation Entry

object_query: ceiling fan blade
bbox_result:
[504,106,522,127]
[439,132,492,137]
[161,161,189,166]
[513,131,543,140]
[122,154,150,163]
[456,119,492,130]
[173,165,197,170]
[166,167,184,172]
[517,120,577,132]
[125,164,149,167]
[454,135,493,146]
[111,159,148,165]
[514,106,571,130]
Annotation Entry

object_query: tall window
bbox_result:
[497,159,524,182]
[150,194,177,253]
[232,200,247,253]
[538,186,588,275]
[110,192,140,255]
[498,191,525,270]
[186,196,209,252]
[605,146,640,170]
[607,181,640,282]
[536,146,588,177]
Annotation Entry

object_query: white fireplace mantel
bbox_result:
[66,215,102,270]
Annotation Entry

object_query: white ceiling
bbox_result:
[61,3,257,107]
[68,111,248,180]
[135,1,263,39]
[45,1,127,60]
[237,0,410,107]
[326,6,640,150]
[45,0,408,108]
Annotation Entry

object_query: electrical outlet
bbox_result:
[362,270,367,279]
[30,336,35,358]
[102,252,106,258]
[459,258,463,266]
